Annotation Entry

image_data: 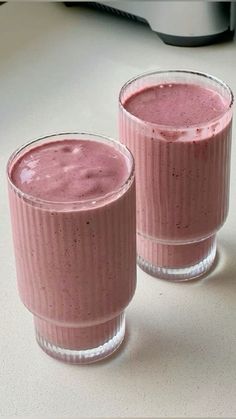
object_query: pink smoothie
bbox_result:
[11,140,129,202]
[124,83,227,126]
[8,137,136,354]
[120,82,232,270]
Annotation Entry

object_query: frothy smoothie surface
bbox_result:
[124,83,228,127]
[11,140,129,202]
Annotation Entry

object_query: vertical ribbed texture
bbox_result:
[34,312,124,351]
[119,77,232,277]
[137,235,216,269]
[8,178,136,355]
[35,313,125,364]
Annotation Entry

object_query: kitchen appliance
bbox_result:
[67,1,235,47]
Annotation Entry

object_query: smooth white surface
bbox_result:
[1,3,236,417]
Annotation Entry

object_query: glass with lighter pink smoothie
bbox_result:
[7,132,136,363]
[119,70,233,281]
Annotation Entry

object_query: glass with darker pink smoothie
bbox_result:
[7,132,136,363]
[119,70,233,281]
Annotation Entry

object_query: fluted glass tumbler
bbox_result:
[119,70,233,281]
[7,133,136,363]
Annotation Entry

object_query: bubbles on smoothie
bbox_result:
[63,165,76,173]
[72,147,81,154]
[20,168,35,184]
[62,143,84,156]
[27,159,38,169]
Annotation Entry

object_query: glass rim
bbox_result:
[119,69,234,131]
[7,131,135,208]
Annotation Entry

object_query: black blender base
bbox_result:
[157,30,234,47]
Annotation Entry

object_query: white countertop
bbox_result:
[1,3,236,417]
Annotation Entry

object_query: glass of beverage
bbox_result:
[7,132,136,363]
[119,70,233,281]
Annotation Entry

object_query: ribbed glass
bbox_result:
[7,132,136,363]
[119,70,233,281]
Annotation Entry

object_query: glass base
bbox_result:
[35,313,125,364]
[138,235,217,281]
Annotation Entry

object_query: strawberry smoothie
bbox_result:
[7,133,136,363]
[119,70,233,281]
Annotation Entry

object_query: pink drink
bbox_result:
[7,133,136,363]
[119,71,233,281]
